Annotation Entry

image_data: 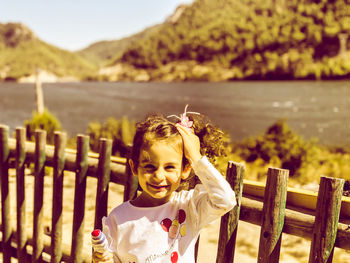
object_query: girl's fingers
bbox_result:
[93,252,104,259]
[92,251,113,262]
[176,123,202,164]
[176,124,195,142]
[176,124,194,137]
[175,123,189,133]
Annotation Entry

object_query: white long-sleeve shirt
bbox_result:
[102,156,236,263]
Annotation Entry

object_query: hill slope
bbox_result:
[77,24,161,67]
[0,23,97,81]
[100,0,350,81]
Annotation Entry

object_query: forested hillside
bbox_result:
[3,0,350,82]
[101,0,350,81]
[0,23,96,81]
[78,25,161,67]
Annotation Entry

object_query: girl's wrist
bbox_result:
[190,153,203,165]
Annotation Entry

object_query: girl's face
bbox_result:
[130,138,190,207]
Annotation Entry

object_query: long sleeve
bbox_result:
[188,156,237,230]
[99,156,237,262]
[102,216,122,263]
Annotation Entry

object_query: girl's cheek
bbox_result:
[166,172,181,184]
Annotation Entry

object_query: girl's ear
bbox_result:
[129,159,138,176]
[181,163,192,179]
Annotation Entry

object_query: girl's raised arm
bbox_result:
[176,123,202,165]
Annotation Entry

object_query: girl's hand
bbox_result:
[92,250,113,263]
[176,124,202,165]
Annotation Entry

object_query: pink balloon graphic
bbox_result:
[160,218,172,232]
[171,251,178,263]
[178,209,186,224]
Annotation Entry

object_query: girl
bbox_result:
[93,107,236,263]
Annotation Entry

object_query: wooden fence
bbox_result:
[0,125,350,262]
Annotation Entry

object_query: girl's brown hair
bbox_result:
[131,113,227,170]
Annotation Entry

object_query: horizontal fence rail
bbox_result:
[6,137,127,184]
[0,125,349,263]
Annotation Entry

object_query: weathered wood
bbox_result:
[0,223,91,262]
[71,135,89,263]
[33,130,47,262]
[3,125,350,262]
[242,179,350,221]
[194,239,200,263]
[258,167,289,263]
[123,146,138,202]
[35,69,44,114]
[338,33,348,57]
[94,138,112,230]
[239,196,350,250]
[308,176,344,263]
[0,125,12,263]
[51,132,66,263]
[16,127,27,262]
[7,138,126,185]
[216,161,245,263]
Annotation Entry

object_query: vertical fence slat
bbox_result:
[308,176,344,263]
[216,161,245,263]
[51,132,66,263]
[71,135,89,263]
[0,125,12,263]
[33,130,46,262]
[258,167,289,263]
[94,138,112,230]
[123,145,138,202]
[16,127,27,261]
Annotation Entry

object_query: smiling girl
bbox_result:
[92,107,236,263]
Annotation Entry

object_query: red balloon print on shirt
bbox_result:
[170,251,178,263]
[178,209,186,224]
[160,218,172,232]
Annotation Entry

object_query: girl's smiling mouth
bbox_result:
[148,183,170,191]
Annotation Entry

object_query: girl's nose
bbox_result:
[153,169,165,181]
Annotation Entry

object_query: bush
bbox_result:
[24,109,63,145]
[236,119,315,176]
[87,117,136,157]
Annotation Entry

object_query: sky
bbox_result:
[1,0,193,51]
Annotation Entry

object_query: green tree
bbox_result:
[24,108,62,145]
[87,117,136,157]
[237,119,315,176]
[107,0,350,80]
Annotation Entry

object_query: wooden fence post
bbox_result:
[258,167,289,263]
[35,68,44,115]
[16,127,27,261]
[71,135,89,263]
[33,129,47,263]
[94,138,112,230]
[308,176,344,263]
[51,132,66,263]
[216,161,245,263]
[0,125,11,263]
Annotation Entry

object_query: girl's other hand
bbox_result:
[176,124,202,165]
[92,251,113,263]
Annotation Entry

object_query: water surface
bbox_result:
[1,81,350,146]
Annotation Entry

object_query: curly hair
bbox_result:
[131,113,227,169]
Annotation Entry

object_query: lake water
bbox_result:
[1,81,350,147]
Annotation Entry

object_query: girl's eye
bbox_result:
[144,164,155,171]
[166,165,176,170]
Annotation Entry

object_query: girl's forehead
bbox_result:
[140,139,183,160]
[143,135,182,149]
